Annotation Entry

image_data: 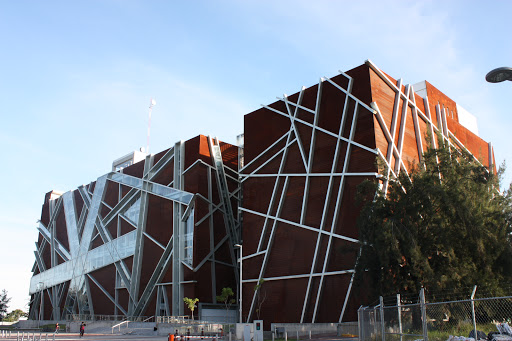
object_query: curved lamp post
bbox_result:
[486,67,512,83]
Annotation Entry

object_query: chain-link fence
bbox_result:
[359,288,512,341]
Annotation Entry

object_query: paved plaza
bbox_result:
[0,333,355,341]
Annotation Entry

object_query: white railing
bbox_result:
[112,320,129,334]
[142,316,155,322]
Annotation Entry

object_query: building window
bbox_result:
[183,208,194,266]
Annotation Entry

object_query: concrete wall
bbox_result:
[271,322,338,334]
[337,322,358,336]
[156,323,224,336]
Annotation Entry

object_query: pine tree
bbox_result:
[0,290,11,320]
[355,140,512,301]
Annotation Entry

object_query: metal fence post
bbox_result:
[358,306,363,341]
[420,288,428,341]
[471,286,478,340]
[397,294,403,341]
[380,297,385,341]
[373,307,378,341]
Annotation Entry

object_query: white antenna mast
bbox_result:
[146,98,156,154]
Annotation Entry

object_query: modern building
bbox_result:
[29,60,494,324]
[29,135,241,321]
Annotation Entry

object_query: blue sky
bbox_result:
[1,0,511,312]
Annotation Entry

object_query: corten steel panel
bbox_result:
[347,146,378,173]
[241,213,266,255]
[40,197,50,227]
[100,204,111,221]
[73,190,84,221]
[425,81,459,121]
[151,158,174,186]
[145,195,174,247]
[57,254,65,265]
[215,262,237,299]
[90,264,116,299]
[123,255,134,272]
[139,234,165,297]
[193,259,212,301]
[447,115,493,169]
[243,254,264,281]
[310,131,339,173]
[316,80,350,136]
[104,180,119,209]
[55,210,69,251]
[120,217,136,236]
[88,181,96,194]
[58,282,69,314]
[152,148,169,166]
[317,176,341,233]
[117,289,129,313]
[314,274,351,323]
[333,176,373,239]
[105,219,117,240]
[219,142,239,170]
[120,184,132,198]
[265,222,317,278]
[246,278,309,327]
[43,290,52,319]
[313,235,330,274]
[303,176,330,229]
[41,242,51,270]
[279,177,306,225]
[90,234,104,249]
[326,238,359,273]
[122,159,145,178]
[193,211,212,267]
[402,106,421,165]
[244,105,291,164]
[185,135,202,169]
[243,137,288,174]
[417,118,430,157]
[302,276,322,322]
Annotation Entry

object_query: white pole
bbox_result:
[235,244,243,323]
[146,98,156,154]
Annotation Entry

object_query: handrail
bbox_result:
[142,316,154,322]
[112,320,129,334]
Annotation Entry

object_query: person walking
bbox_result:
[55,323,59,334]
[80,322,86,338]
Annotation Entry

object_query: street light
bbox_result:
[485,67,512,83]
[234,244,242,323]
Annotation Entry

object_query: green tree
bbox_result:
[216,287,235,322]
[3,309,27,322]
[0,290,11,320]
[183,297,199,321]
[253,279,266,320]
[355,141,512,301]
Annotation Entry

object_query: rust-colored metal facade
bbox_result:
[29,135,241,320]
[240,61,494,324]
[29,61,495,324]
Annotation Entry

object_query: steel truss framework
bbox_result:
[240,60,493,324]
[29,136,241,320]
